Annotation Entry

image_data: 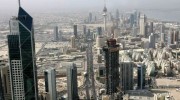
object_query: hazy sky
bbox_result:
[0,0,180,16]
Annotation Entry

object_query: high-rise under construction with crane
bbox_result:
[103,38,120,95]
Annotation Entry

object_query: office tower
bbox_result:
[83,25,86,35]
[132,24,138,37]
[103,38,120,94]
[71,35,76,48]
[44,68,56,100]
[89,12,92,23]
[58,30,63,41]
[66,63,79,100]
[130,14,135,27]
[168,29,174,45]
[87,29,91,36]
[139,14,147,37]
[149,33,155,48]
[54,26,59,41]
[174,30,179,42]
[0,71,4,100]
[120,61,133,91]
[1,66,12,100]
[149,22,154,34]
[8,5,38,100]
[160,24,165,33]
[137,64,145,89]
[161,33,166,42]
[116,9,120,20]
[73,25,78,38]
[97,27,102,36]
[102,0,107,36]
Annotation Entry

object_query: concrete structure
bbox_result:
[120,61,134,91]
[44,68,56,100]
[103,38,120,94]
[66,63,79,100]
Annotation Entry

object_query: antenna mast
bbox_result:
[18,0,21,7]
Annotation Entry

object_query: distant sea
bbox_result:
[142,10,180,22]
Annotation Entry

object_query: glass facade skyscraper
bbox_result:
[8,7,38,100]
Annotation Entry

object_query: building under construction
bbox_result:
[103,38,120,95]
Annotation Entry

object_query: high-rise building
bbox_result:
[44,68,56,100]
[1,66,12,100]
[73,25,78,38]
[103,38,120,94]
[102,1,107,36]
[174,30,179,43]
[167,29,174,45]
[161,33,166,43]
[139,14,147,37]
[83,25,87,35]
[0,71,4,100]
[116,9,120,20]
[137,64,145,89]
[130,14,135,27]
[54,26,59,41]
[89,12,92,23]
[71,35,76,48]
[149,33,155,48]
[120,61,134,91]
[66,63,79,100]
[160,24,165,33]
[97,27,102,36]
[149,22,154,34]
[8,5,38,100]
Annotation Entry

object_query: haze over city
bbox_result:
[0,0,179,100]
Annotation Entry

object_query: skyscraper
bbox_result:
[174,30,179,43]
[1,65,12,100]
[149,22,154,34]
[97,27,102,36]
[8,4,38,100]
[0,71,4,100]
[83,25,87,35]
[66,63,79,100]
[103,38,120,94]
[120,61,134,91]
[102,0,107,36]
[130,14,135,27]
[168,29,174,45]
[137,64,145,89]
[44,68,56,100]
[73,25,78,38]
[149,33,155,48]
[89,12,92,23]
[161,33,166,43]
[71,35,76,48]
[54,26,59,41]
[139,14,147,37]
